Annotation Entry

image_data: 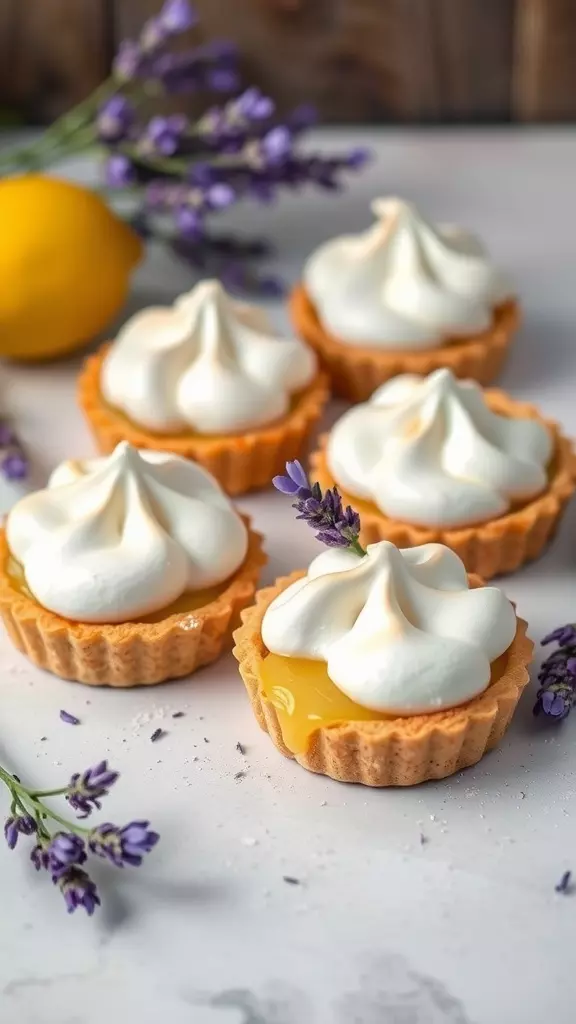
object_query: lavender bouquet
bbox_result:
[1,758,158,915]
[0,0,367,294]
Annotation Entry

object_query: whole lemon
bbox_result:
[0,175,143,360]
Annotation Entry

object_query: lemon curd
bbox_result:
[259,652,394,755]
[259,649,508,756]
[5,552,228,626]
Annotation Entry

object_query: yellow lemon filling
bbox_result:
[259,653,393,755]
[6,553,227,625]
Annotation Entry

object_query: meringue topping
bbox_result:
[101,279,317,434]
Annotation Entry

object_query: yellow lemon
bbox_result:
[0,175,143,360]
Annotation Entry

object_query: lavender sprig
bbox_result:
[0,0,368,295]
[273,460,365,557]
[0,760,159,916]
[533,624,576,720]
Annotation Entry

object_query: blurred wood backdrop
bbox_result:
[0,0,575,123]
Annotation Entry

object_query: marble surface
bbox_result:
[1,129,576,1024]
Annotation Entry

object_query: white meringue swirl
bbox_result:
[101,279,317,435]
[304,197,512,348]
[327,369,552,528]
[6,442,248,623]
[262,541,516,714]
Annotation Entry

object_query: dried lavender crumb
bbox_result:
[234,771,246,780]
[283,876,300,886]
[555,870,572,894]
[40,736,47,742]
[203,737,210,743]
[150,728,166,743]
[172,711,185,719]
[420,833,429,846]
[236,741,246,755]
[60,710,80,726]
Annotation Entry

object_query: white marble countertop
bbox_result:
[1,129,575,1024]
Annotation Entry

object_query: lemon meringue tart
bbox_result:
[310,369,576,578]
[290,197,519,401]
[234,540,532,786]
[79,279,329,495]
[0,442,265,686]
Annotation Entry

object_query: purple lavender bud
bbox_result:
[144,114,188,156]
[113,40,145,82]
[541,691,568,717]
[4,814,36,849]
[49,832,87,873]
[4,817,19,850]
[346,146,371,169]
[30,841,51,872]
[272,460,311,497]
[542,625,576,647]
[2,452,28,481]
[207,182,236,210]
[188,162,217,187]
[105,154,136,188]
[160,0,197,33]
[236,88,274,121]
[60,709,80,726]
[261,126,292,164]
[66,760,120,819]
[140,16,169,52]
[89,820,160,868]
[208,68,240,93]
[176,205,204,240]
[316,529,351,548]
[97,95,134,143]
[257,275,285,298]
[55,866,100,916]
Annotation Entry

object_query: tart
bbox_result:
[234,542,533,786]
[78,279,329,496]
[0,443,266,686]
[291,197,519,401]
[310,369,576,579]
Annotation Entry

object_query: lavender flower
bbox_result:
[66,761,119,818]
[97,95,134,142]
[149,42,239,95]
[4,813,36,849]
[30,841,51,872]
[60,710,80,726]
[161,0,198,33]
[273,461,365,555]
[113,40,146,83]
[534,623,576,720]
[0,757,159,919]
[89,821,160,868]
[0,0,368,299]
[49,832,87,873]
[2,452,28,481]
[105,154,135,188]
[272,460,311,497]
[542,625,576,647]
[295,485,362,549]
[140,114,188,156]
[55,867,101,916]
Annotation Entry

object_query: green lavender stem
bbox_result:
[0,764,90,836]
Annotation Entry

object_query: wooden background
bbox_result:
[0,0,575,124]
